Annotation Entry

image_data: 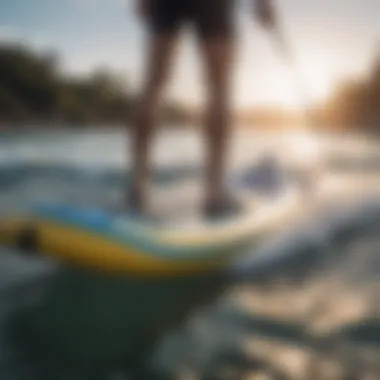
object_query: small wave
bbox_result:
[0,162,202,189]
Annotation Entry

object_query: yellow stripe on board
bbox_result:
[0,220,230,277]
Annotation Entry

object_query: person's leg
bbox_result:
[194,0,237,217]
[200,38,235,213]
[128,33,179,212]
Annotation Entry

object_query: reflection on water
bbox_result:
[0,129,380,380]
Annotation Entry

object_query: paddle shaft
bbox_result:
[267,21,323,192]
[270,23,319,131]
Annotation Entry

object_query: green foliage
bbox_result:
[0,42,190,126]
[0,43,59,120]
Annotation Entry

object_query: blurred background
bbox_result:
[1,1,380,379]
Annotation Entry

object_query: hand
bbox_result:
[135,0,152,19]
[254,0,277,30]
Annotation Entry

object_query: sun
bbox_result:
[249,53,334,110]
[300,55,333,104]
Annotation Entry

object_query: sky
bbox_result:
[1,0,380,109]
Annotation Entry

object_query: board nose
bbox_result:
[17,225,40,253]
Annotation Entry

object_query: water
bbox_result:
[0,128,380,379]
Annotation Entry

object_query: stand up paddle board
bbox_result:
[0,178,300,277]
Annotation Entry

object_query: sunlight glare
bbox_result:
[299,54,333,105]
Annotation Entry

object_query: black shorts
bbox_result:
[148,0,235,39]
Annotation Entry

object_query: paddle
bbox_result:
[266,16,323,194]
[270,23,317,128]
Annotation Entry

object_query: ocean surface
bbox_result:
[0,127,380,380]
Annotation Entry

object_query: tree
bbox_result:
[0,41,190,127]
[321,47,380,133]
